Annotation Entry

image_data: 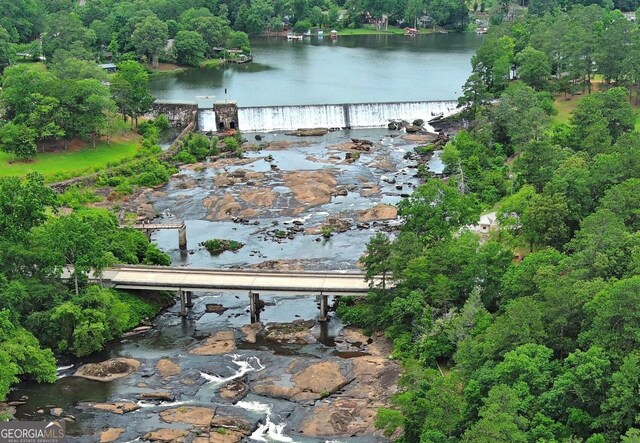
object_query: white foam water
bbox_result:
[236,401,293,442]
[56,364,74,379]
[200,354,265,386]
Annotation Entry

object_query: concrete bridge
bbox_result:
[122,222,187,250]
[69,265,380,322]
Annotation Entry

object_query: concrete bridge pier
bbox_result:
[178,289,187,317]
[185,291,194,308]
[178,223,187,250]
[249,291,261,323]
[318,294,329,322]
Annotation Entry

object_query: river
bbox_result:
[150,34,483,106]
[8,34,475,442]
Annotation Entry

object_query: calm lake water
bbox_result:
[150,33,483,106]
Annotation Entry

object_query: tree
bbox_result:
[0,122,37,161]
[513,139,567,192]
[227,31,250,52]
[462,385,528,443]
[0,173,56,242]
[580,277,640,363]
[571,88,635,154]
[32,213,109,296]
[173,30,206,67]
[191,15,231,56]
[131,14,168,67]
[515,46,551,90]
[491,82,550,150]
[0,64,56,122]
[0,0,45,42]
[471,34,515,93]
[600,352,640,437]
[520,192,570,250]
[405,0,424,27]
[360,233,392,289]
[542,347,612,435]
[0,309,56,399]
[398,180,480,246]
[42,12,96,60]
[598,179,640,232]
[0,25,15,72]
[568,209,633,280]
[110,60,154,127]
[27,93,65,152]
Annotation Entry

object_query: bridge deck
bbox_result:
[76,265,375,296]
[125,223,185,230]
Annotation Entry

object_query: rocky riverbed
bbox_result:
[8,128,445,442]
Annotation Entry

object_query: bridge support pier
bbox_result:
[178,290,187,317]
[185,291,193,307]
[318,294,329,322]
[249,291,261,323]
[178,223,187,250]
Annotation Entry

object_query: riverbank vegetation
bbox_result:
[338,3,640,442]
[0,172,173,400]
[203,238,245,253]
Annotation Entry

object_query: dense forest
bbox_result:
[338,4,640,443]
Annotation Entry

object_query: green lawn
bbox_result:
[0,139,140,182]
[552,91,640,128]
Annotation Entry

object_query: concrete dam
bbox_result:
[150,100,460,132]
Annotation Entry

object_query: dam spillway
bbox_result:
[197,100,459,133]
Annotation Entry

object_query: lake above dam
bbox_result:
[150,33,484,106]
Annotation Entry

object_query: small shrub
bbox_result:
[173,150,197,164]
[114,181,133,195]
[321,226,333,239]
[155,114,170,130]
[203,238,244,253]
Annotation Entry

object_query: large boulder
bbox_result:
[74,358,140,382]
[159,407,215,427]
[253,360,351,402]
[92,402,140,414]
[143,429,189,442]
[156,359,181,378]
[284,128,328,136]
[100,428,124,443]
[189,330,236,355]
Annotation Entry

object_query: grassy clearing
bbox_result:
[552,88,640,127]
[0,137,140,182]
[200,59,225,69]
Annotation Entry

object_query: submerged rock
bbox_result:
[136,392,175,402]
[74,358,140,382]
[206,303,228,314]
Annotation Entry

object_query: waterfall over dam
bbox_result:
[197,100,459,133]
